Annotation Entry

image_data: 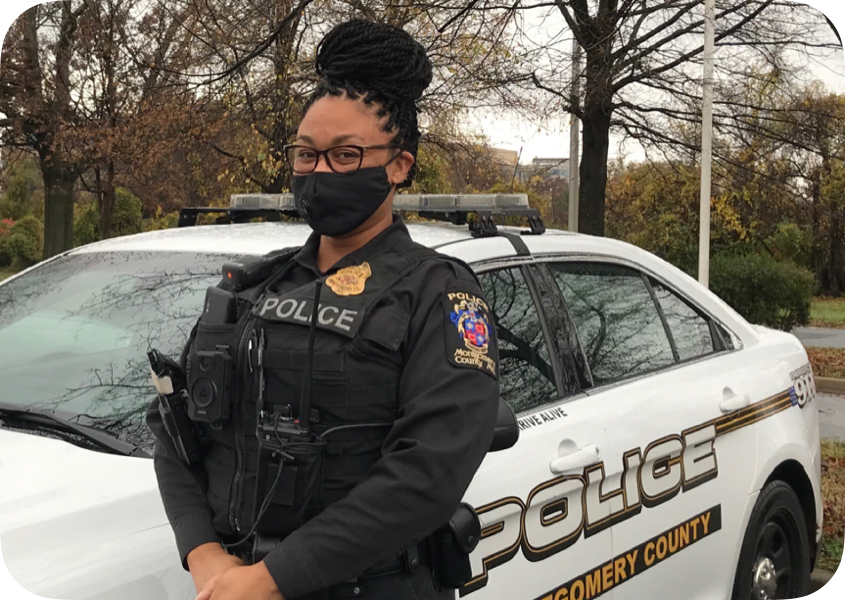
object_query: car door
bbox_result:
[459,263,614,600]
[539,260,758,600]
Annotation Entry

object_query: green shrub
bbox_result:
[74,203,100,247]
[144,209,181,231]
[7,215,43,269]
[112,188,143,236]
[0,218,14,267]
[765,222,813,270]
[710,253,816,331]
[0,157,41,220]
[74,188,144,247]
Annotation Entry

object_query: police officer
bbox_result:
[146,18,499,600]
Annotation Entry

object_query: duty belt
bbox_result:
[360,542,428,577]
[298,545,431,600]
[227,539,429,598]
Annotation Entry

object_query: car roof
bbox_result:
[71,220,572,256]
[47,219,758,345]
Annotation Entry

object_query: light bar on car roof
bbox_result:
[229,193,530,210]
[178,193,543,236]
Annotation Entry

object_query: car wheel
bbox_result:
[731,481,811,600]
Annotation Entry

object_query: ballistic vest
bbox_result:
[188,243,468,539]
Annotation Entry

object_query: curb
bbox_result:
[817,377,845,395]
[810,568,835,592]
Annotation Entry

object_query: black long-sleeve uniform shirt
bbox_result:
[146,217,500,599]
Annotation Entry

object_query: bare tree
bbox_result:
[146,0,526,192]
[510,0,840,236]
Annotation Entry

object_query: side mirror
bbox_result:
[490,399,519,452]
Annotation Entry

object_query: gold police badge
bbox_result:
[326,262,372,296]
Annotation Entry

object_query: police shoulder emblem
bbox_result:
[326,262,372,296]
[444,290,497,378]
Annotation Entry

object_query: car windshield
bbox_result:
[0,251,242,453]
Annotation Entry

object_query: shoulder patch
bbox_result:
[443,290,498,379]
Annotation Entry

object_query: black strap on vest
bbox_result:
[398,245,486,288]
[234,248,301,305]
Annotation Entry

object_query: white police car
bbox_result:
[0,194,822,600]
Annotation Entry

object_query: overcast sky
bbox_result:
[473,4,845,165]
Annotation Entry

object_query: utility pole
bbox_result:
[510,146,523,193]
[569,37,581,233]
[698,0,715,288]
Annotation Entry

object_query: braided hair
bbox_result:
[302,19,433,188]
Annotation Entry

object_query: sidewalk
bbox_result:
[793,326,845,349]
[811,568,837,593]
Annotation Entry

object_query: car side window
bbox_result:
[477,268,557,414]
[547,262,675,385]
[650,280,715,360]
[716,322,738,350]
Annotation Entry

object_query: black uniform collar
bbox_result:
[294,216,412,275]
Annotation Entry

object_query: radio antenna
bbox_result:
[298,278,322,431]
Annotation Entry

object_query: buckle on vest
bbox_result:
[404,544,421,571]
[251,533,281,563]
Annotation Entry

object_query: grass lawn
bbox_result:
[0,268,18,282]
[819,440,845,572]
[811,297,845,330]
[806,347,845,379]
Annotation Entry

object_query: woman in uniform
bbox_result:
[147,18,500,600]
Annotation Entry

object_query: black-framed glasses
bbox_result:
[283,144,401,174]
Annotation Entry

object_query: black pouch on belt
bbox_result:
[429,502,481,589]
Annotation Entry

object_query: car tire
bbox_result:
[731,480,811,600]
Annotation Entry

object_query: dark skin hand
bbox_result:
[187,543,245,598]
[195,563,283,600]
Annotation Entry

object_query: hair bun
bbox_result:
[315,19,432,103]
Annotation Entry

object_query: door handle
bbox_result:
[720,388,751,413]
[549,444,599,474]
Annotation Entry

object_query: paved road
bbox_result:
[794,326,845,349]
[819,393,845,442]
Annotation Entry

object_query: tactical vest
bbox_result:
[187,243,471,540]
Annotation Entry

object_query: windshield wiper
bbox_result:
[0,402,150,458]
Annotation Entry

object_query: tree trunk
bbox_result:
[100,161,116,238]
[578,33,615,237]
[810,170,825,287]
[829,200,844,295]
[579,108,612,236]
[41,159,76,258]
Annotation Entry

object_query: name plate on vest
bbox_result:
[253,292,364,338]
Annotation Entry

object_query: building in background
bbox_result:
[488,147,517,179]
[489,148,519,168]
[482,149,572,185]
[531,157,570,180]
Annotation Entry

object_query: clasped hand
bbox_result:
[195,563,284,600]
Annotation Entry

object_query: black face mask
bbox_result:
[292,167,395,237]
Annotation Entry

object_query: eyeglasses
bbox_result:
[283,144,401,175]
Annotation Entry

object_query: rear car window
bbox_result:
[547,262,675,385]
[650,280,715,361]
